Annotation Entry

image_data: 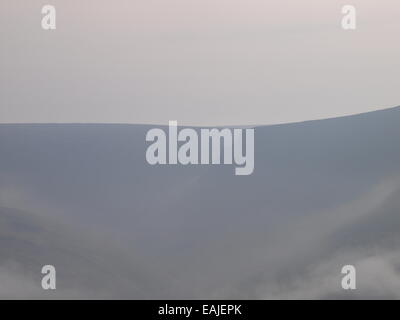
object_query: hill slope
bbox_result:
[1,107,400,298]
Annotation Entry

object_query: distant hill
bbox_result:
[1,106,400,298]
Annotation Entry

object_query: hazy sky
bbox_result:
[1,0,399,125]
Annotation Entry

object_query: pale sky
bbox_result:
[1,0,399,125]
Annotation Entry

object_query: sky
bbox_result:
[1,0,399,126]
